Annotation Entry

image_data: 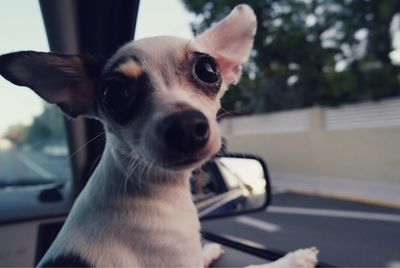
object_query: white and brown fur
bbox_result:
[0,5,318,267]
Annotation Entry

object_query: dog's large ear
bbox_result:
[195,4,257,85]
[0,51,103,118]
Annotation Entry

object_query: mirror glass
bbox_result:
[191,156,268,219]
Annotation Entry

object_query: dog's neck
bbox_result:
[83,138,194,204]
[48,137,203,266]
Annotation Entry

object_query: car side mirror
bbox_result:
[192,153,271,220]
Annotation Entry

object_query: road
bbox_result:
[1,149,399,266]
[202,191,400,267]
[0,150,71,186]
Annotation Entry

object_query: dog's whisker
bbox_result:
[139,158,148,188]
[184,38,194,51]
[124,152,144,193]
[216,110,235,120]
[219,107,236,114]
[69,131,105,159]
[116,153,131,188]
[217,107,240,119]
[137,161,146,189]
[121,157,134,194]
[132,151,144,189]
[198,167,217,186]
[129,157,141,177]
[133,160,145,191]
[146,159,154,182]
[128,159,140,193]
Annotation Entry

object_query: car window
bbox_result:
[0,0,72,188]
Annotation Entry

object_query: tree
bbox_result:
[4,124,28,146]
[26,104,67,149]
[182,0,400,113]
[5,104,67,150]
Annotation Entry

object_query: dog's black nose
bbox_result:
[160,110,210,153]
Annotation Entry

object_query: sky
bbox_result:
[135,0,195,40]
[0,1,48,135]
[0,0,195,135]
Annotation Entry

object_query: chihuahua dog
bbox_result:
[0,4,318,267]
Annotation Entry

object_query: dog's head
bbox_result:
[0,5,256,171]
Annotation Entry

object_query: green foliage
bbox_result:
[27,104,67,149]
[182,0,400,113]
[5,104,67,149]
[4,124,28,146]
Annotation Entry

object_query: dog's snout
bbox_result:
[159,110,210,153]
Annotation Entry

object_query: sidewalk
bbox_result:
[270,172,400,208]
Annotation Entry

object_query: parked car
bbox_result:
[42,145,68,157]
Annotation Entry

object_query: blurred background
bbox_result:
[180,0,400,204]
[0,0,399,202]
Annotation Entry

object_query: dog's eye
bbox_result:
[193,55,220,84]
[102,79,132,114]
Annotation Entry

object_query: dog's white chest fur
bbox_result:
[42,166,203,267]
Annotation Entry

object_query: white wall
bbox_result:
[220,98,400,182]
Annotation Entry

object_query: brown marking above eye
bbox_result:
[113,60,143,79]
[100,70,151,125]
[177,44,195,63]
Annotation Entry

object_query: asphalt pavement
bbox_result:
[2,148,399,266]
[0,150,71,186]
[271,172,400,207]
[202,191,400,267]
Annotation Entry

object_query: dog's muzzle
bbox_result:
[157,110,209,154]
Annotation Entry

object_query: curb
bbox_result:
[288,188,400,210]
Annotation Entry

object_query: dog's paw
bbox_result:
[248,247,319,268]
[202,243,224,267]
[277,247,319,268]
